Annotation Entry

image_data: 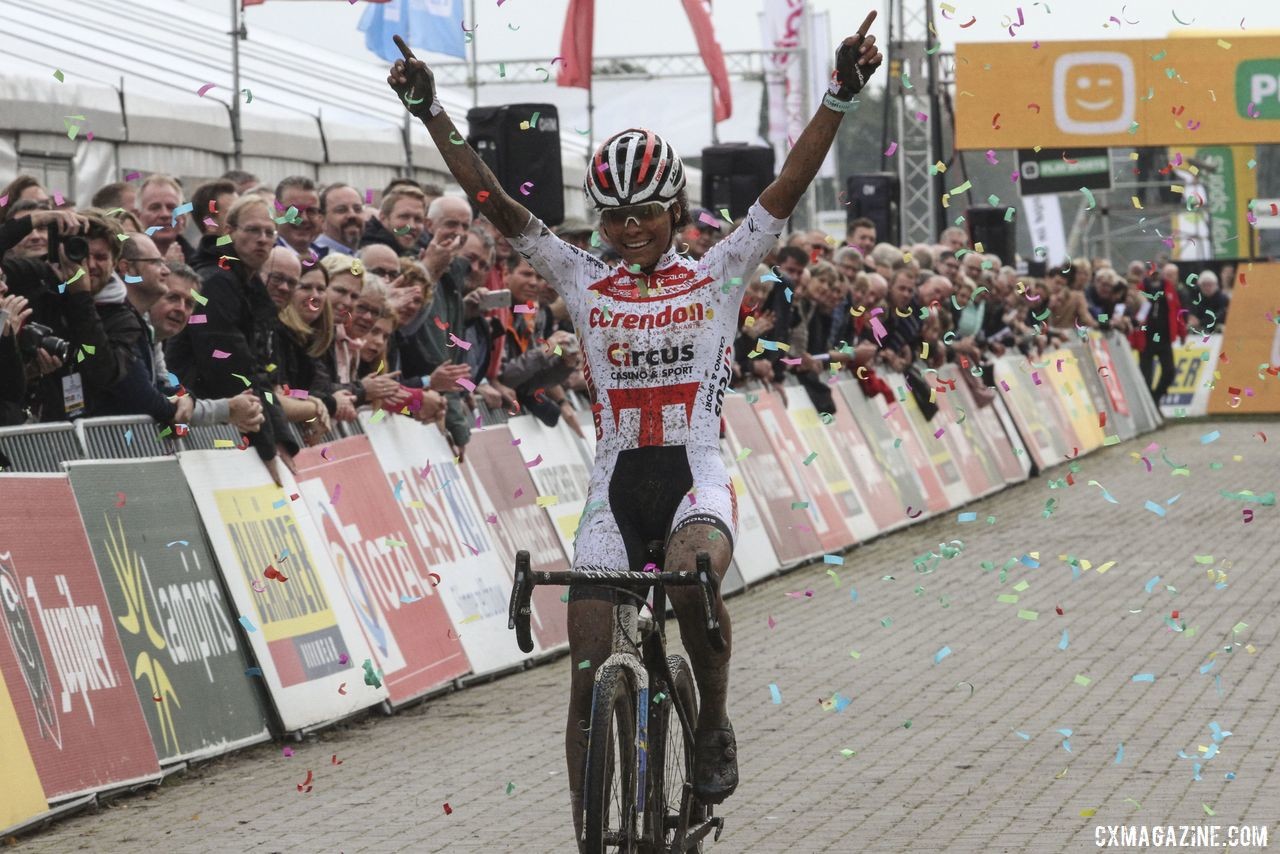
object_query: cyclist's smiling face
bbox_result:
[600,202,680,272]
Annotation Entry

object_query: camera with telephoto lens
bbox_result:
[17,322,71,362]
[46,219,89,265]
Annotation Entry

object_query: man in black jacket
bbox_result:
[166,196,297,474]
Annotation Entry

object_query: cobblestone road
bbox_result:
[13,418,1279,853]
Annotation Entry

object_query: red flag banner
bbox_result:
[557,0,595,89]
[681,0,732,122]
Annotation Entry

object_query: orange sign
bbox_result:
[1207,263,1280,414]
[955,35,1280,149]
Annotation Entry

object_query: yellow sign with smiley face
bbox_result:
[956,35,1280,149]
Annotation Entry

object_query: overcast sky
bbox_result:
[187,0,1280,63]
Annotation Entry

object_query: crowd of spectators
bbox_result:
[0,170,1232,476]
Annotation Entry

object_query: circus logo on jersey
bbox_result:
[588,265,713,302]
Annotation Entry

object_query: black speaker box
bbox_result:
[466,103,564,226]
[700,144,776,221]
[845,173,899,246]
[966,206,1017,266]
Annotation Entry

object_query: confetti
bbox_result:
[769,683,782,704]
[196,83,216,97]
[238,616,257,633]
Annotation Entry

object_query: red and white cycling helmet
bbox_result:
[585,128,686,210]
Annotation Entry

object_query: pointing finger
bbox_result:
[855,10,875,37]
[393,34,416,62]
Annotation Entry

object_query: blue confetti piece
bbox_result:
[1058,630,1069,650]
[400,594,422,604]
[1200,430,1220,444]
[1057,727,1073,736]
[832,693,852,712]
[1132,673,1155,683]
[172,202,193,220]
[849,587,858,604]
[1199,660,1215,674]
[244,666,263,676]
[166,371,180,387]
[1061,739,1072,753]
[1144,500,1167,517]
[1204,743,1219,760]
[1115,742,1124,764]
[784,287,793,303]
[1014,730,1031,740]
[824,554,844,565]
[956,512,977,523]
[279,547,290,560]
[124,274,143,284]
[124,427,134,445]
[1210,721,1224,741]
[1193,763,1202,781]
[934,645,952,664]
[393,479,405,501]
[1019,554,1040,568]
[1225,772,1236,781]
[1144,575,1161,593]
[144,225,163,236]
[238,615,257,633]
[164,540,189,548]
[271,498,287,509]
[769,683,782,704]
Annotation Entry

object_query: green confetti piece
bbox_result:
[840,748,857,757]
[949,179,973,195]
[1232,622,1248,634]
[902,719,912,729]
[1003,206,1016,222]
[577,659,591,670]
[802,452,818,466]
[1203,803,1216,817]
[880,617,893,628]
[849,650,861,659]
[791,501,809,509]
[505,781,515,794]
[216,234,233,246]
[997,594,1019,604]
[53,69,65,82]
[1012,580,1030,592]
[190,289,208,305]
[1074,673,1092,687]
[369,409,387,423]
[1017,610,1039,620]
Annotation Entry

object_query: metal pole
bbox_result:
[587,79,595,160]
[710,82,719,144]
[797,0,814,231]
[469,0,479,108]
[229,0,243,170]
[926,1,944,242]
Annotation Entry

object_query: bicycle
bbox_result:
[508,542,727,853]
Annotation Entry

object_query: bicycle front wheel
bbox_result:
[582,664,639,854]
[646,655,703,853]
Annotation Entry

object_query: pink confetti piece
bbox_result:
[934,428,946,438]
[455,377,477,392]
[448,333,473,350]
[510,438,521,446]
[915,111,929,122]
[985,150,999,165]
[330,484,342,504]
[124,171,141,181]
[780,357,803,366]
[364,188,374,204]
[53,191,65,206]
[513,302,537,314]
[461,541,479,556]
[525,454,543,468]
[485,513,498,524]
[187,314,207,324]
[513,487,524,498]
[288,388,311,399]
[698,211,723,229]
[282,746,294,757]
[767,615,777,629]
[884,141,898,156]
[0,194,7,207]
[196,83,216,97]
[211,349,231,359]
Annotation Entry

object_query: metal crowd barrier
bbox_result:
[0,422,84,473]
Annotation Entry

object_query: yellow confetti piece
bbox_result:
[535,495,559,507]
[1074,673,1092,687]
[460,614,482,624]
[212,439,235,448]
[1079,808,1097,818]
[1131,196,1143,210]
[1095,561,1116,574]
[1017,609,1039,620]
[1217,39,1231,49]
[997,594,1019,604]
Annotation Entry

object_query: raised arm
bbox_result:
[387,35,533,238]
[759,11,883,221]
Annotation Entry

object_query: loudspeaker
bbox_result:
[701,144,776,221]
[966,206,1017,266]
[845,173,899,246]
[466,103,564,226]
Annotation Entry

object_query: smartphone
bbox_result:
[478,289,513,310]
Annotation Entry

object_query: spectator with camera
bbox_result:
[1,207,130,422]
[0,270,32,425]
[166,194,296,475]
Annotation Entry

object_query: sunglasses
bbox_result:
[601,199,676,229]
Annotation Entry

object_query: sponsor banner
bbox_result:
[837,380,947,518]
[0,476,160,800]
[1171,146,1259,262]
[1150,335,1222,418]
[1043,348,1106,454]
[882,371,971,509]
[988,395,1035,481]
[178,450,388,732]
[66,460,271,764]
[826,384,911,534]
[992,358,1061,471]
[750,385,853,555]
[940,367,1027,485]
[783,390,878,543]
[720,394,821,566]
[932,367,1006,497]
[955,36,1280,149]
[0,665,47,831]
[1016,147,1112,196]
[292,436,470,705]
[504,415,592,566]
[1086,331,1133,420]
[718,438,780,586]
[360,413,524,675]
[1209,263,1279,414]
[459,424,570,652]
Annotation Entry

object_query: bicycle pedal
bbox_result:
[712,816,725,842]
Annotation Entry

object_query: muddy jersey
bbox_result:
[508,201,787,457]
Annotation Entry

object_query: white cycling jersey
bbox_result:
[508,201,787,574]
